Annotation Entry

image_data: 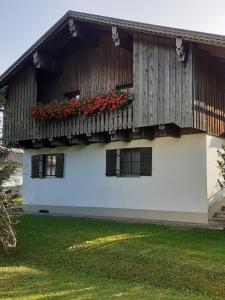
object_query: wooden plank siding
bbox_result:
[193,47,225,136]
[4,31,134,145]
[4,29,225,146]
[133,33,193,129]
[38,32,133,102]
[3,65,37,145]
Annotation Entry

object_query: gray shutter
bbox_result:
[140,148,152,176]
[106,150,117,176]
[55,153,64,178]
[31,155,40,178]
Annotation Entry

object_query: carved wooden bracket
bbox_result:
[68,18,81,38]
[33,51,61,73]
[176,37,186,62]
[112,26,132,51]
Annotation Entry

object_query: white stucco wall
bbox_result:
[23,134,208,216]
[206,135,225,208]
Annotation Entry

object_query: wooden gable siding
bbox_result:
[133,33,193,129]
[193,48,225,136]
[4,31,133,145]
[4,65,37,145]
[38,32,133,102]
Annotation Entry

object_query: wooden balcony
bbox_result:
[4,103,134,147]
[36,104,133,139]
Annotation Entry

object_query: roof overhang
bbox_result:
[1,10,225,85]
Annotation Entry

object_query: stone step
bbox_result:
[211,217,225,222]
[215,211,225,218]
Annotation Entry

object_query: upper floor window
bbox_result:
[31,153,64,178]
[106,147,152,177]
[116,83,133,93]
[64,90,80,100]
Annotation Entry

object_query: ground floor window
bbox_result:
[106,147,152,177]
[31,153,64,178]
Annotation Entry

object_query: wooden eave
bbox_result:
[1,10,225,85]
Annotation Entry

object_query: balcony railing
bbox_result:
[4,103,133,146]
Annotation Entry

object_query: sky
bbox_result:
[1,0,225,75]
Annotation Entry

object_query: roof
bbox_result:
[1,10,225,84]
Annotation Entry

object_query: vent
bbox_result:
[39,209,49,214]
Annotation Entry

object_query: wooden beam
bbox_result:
[158,124,181,138]
[112,26,132,51]
[33,51,60,73]
[67,136,88,145]
[131,128,155,140]
[49,138,67,147]
[176,37,186,62]
[68,18,81,38]
[88,133,110,143]
[110,130,131,142]
[32,139,45,149]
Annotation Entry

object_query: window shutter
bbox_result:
[55,153,64,178]
[31,155,40,178]
[140,148,152,176]
[106,150,117,176]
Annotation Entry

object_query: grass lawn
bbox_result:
[0,216,225,299]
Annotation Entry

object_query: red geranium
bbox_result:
[30,90,133,120]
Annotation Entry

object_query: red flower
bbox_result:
[30,90,132,120]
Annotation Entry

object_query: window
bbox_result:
[116,83,133,94]
[31,153,64,178]
[106,148,152,177]
[64,90,80,100]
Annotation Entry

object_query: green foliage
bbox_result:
[217,145,225,188]
[0,215,225,299]
[0,147,19,253]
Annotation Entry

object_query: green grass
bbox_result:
[0,216,225,299]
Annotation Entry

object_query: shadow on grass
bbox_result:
[0,265,216,300]
[0,215,225,299]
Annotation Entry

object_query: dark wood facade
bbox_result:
[193,47,225,136]
[1,12,225,147]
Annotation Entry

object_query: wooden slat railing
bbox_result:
[6,103,133,143]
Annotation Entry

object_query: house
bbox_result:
[1,11,225,225]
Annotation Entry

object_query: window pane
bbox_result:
[52,155,56,166]
[51,165,56,176]
[131,161,140,175]
[46,166,51,176]
[121,149,140,176]
[43,154,57,177]
[47,155,52,166]
[131,151,140,175]
[38,156,43,177]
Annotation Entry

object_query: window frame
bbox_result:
[31,153,64,179]
[106,147,152,177]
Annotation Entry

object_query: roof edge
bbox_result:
[1,10,225,85]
